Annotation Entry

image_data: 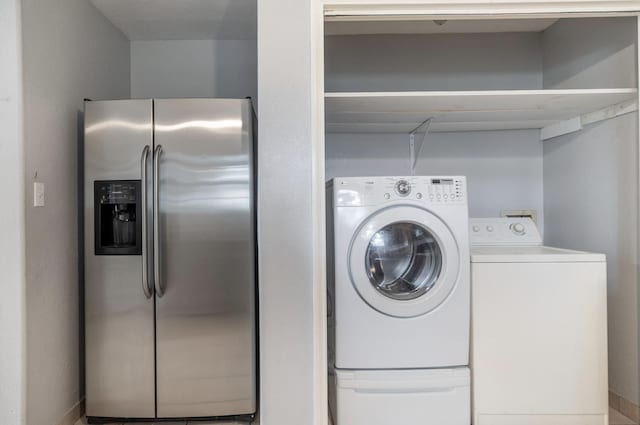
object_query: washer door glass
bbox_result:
[348,206,461,318]
[365,222,442,300]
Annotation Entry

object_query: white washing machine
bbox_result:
[327,176,471,425]
[470,218,608,425]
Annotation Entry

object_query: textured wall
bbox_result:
[544,113,639,404]
[326,32,543,92]
[131,39,257,101]
[542,17,639,403]
[258,0,326,423]
[21,0,130,424]
[0,0,25,424]
[326,130,545,233]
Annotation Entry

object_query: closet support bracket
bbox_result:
[541,99,638,141]
[409,118,433,175]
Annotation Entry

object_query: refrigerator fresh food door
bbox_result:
[153,99,256,418]
[84,100,156,418]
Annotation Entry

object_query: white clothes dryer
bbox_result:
[327,176,470,370]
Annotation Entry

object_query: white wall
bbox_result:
[324,31,546,231]
[326,130,545,232]
[543,17,637,89]
[131,40,257,101]
[20,0,130,424]
[325,32,543,92]
[0,1,25,424]
[542,17,639,404]
[544,114,639,403]
[258,0,326,424]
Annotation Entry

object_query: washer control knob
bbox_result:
[511,222,526,235]
[472,225,480,232]
[395,179,411,196]
[384,193,391,200]
[487,225,494,232]
[416,193,423,199]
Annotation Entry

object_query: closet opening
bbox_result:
[324,14,639,425]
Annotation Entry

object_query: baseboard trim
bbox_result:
[56,399,85,425]
[610,391,639,424]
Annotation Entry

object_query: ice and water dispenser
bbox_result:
[94,180,142,255]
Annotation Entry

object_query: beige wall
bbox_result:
[20,0,130,424]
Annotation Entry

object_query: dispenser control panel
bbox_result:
[98,182,137,204]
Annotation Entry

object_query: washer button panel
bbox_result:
[378,177,466,204]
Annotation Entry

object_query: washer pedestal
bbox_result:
[330,368,470,425]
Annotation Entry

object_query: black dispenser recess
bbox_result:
[94,180,142,255]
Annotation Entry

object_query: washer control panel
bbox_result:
[332,176,466,207]
[470,218,541,246]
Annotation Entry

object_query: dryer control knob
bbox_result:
[487,226,494,232]
[472,225,480,232]
[511,223,526,235]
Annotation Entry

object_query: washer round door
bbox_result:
[349,206,460,318]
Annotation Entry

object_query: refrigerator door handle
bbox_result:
[141,145,152,299]
[153,144,164,297]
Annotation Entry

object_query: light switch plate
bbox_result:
[33,182,44,207]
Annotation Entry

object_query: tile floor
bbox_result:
[75,409,634,425]
[74,420,243,425]
[611,407,636,425]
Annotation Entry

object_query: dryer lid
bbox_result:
[471,245,606,263]
[470,218,605,263]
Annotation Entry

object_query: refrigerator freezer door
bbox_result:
[84,100,155,418]
[154,99,256,418]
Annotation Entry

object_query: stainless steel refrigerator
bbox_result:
[84,99,256,422]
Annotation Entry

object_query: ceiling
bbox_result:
[90,0,257,40]
[325,18,559,36]
[90,2,554,40]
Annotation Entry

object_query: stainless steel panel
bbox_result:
[154,99,256,418]
[84,100,155,418]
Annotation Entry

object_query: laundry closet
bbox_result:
[322,11,640,424]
